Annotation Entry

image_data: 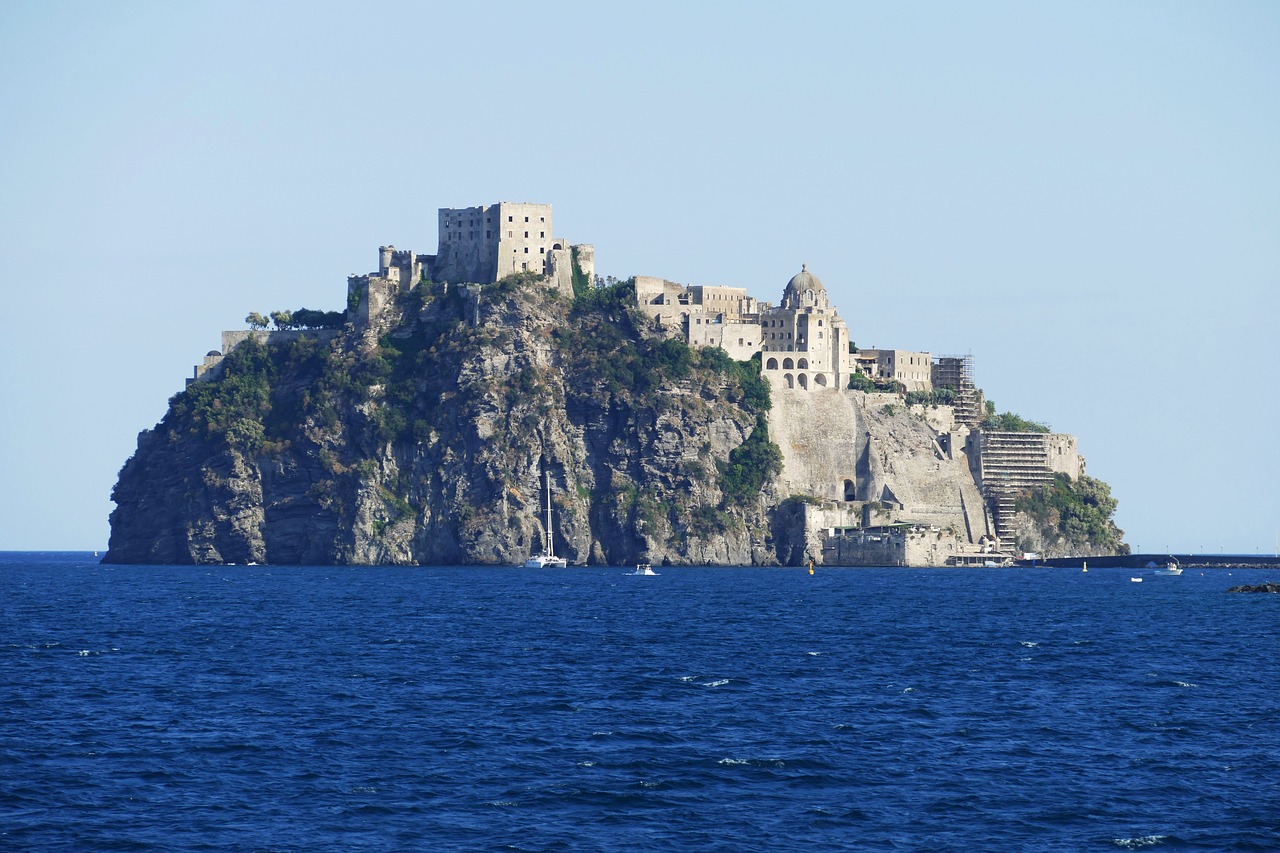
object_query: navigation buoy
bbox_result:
[1083,561,1088,571]
[808,561,815,575]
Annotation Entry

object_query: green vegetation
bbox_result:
[698,348,770,413]
[245,308,346,330]
[847,372,876,391]
[1015,473,1128,554]
[718,414,783,507]
[168,336,331,453]
[905,388,956,407]
[572,276,635,313]
[347,284,365,313]
[492,270,547,296]
[570,245,591,298]
[847,372,903,394]
[982,411,1050,433]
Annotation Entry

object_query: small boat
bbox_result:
[524,469,568,569]
[1130,577,1143,583]
[1154,558,1182,576]
[630,562,658,576]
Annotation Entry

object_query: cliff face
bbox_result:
[106,280,779,566]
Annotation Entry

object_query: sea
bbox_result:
[3,552,1280,852]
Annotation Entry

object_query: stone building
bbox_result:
[758,266,853,391]
[429,202,594,294]
[855,349,934,390]
[635,276,767,361]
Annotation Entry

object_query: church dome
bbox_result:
[782,264,829,309]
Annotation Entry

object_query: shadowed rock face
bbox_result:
[105,281,781,566]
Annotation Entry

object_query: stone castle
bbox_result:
[191,201,1087,565]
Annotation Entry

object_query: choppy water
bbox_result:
[3,552,1280,851]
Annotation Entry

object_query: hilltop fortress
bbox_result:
[183,201,1104,566]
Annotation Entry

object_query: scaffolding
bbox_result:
[977,431,1059,540]
[933,353,980,427]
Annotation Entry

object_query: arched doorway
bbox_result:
[798,373,809,390]
[814,374,828,387]
[784,373,794,389]
[843,479,856,501]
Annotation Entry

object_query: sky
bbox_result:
[1,1,1277,554]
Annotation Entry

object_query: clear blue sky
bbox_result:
[1,1,1277,554]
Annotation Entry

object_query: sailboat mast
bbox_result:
[544,469,554,558]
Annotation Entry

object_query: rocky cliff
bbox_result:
[106,279,782,566]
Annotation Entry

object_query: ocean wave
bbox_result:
[1113,834,1171,849]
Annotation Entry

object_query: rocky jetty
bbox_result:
[1227,582,1280,593]
[106,279,782,566]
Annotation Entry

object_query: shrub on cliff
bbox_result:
[1015,473,1128,555]
[718,414,783,507]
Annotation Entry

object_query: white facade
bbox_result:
[759,266,852,391]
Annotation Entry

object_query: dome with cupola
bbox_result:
[781,264,829,310]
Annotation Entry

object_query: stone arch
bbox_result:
[766,357,779,370]
[843,479,856,501]
[783,357,794,370]
[784,373,794,389]
[814,373,828,387]
[553,242,563,250]
[798,373,809,390]
[797,358,809,369]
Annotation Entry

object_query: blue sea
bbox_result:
[3,553,1280,851]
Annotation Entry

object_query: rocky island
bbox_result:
[105,202,1126,566]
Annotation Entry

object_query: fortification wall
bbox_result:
[767,389,988,541]
[220,328,341,353]
[821,527,960,567]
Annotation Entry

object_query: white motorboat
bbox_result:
[524,469,568,568]
[630,562,658,576]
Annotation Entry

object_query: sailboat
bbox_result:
[524,469,568,568]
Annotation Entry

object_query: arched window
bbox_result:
[798,373,809,390]
[797,358,809,370]
[766,357,779,370]
[784,373,794,389]
[814,374,828,387]
[783,358,794,370]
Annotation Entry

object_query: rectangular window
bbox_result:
[508,216,513,222]
[524,216,529,222]
[524,231,529,238]
[523,247,529,253]
[539,247,544,254]
[508,231,513,238]
[540,231,545,238]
